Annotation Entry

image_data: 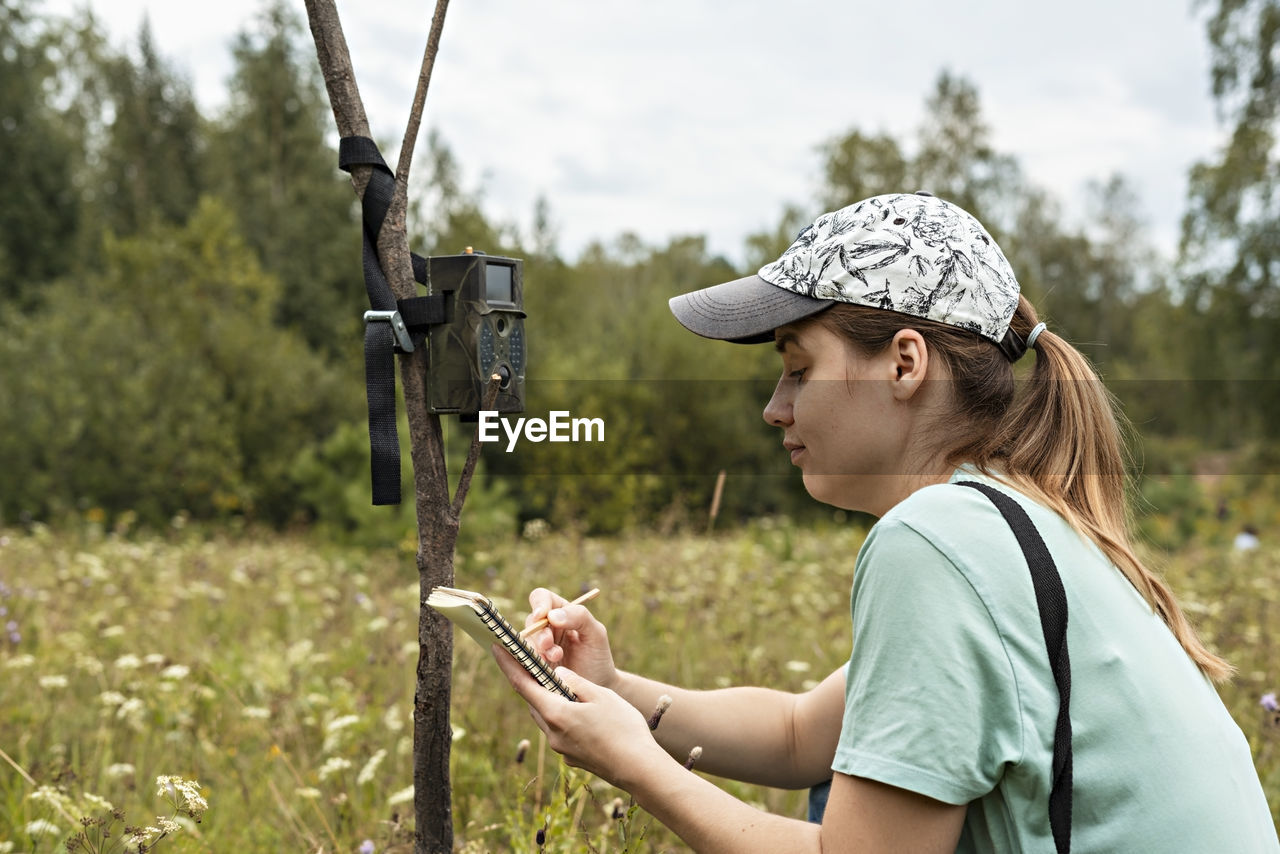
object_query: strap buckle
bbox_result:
[363,310,415,353]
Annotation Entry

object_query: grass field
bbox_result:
[1,488,1278,851]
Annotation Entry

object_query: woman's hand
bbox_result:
[524,587,619,690]
[492,644,664,789]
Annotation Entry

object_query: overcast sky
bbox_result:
[44,0,1224,266]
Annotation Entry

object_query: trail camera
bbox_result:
[426,251,526,416]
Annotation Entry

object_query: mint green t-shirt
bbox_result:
[833,470,1278,852]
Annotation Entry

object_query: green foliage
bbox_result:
[93,21,204,237]
[1177,0,1280,433]
[0,198,359,527]
[0,0,82,301]
[204,0,363,360]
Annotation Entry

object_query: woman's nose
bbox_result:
[763,378,793,427]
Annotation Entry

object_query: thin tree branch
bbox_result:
[451,374,502,516]
[304,0,372,196]
[397,0,451,188]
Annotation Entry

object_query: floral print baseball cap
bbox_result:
[670,192,1022,350]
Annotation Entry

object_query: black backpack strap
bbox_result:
[957,480,1072,854]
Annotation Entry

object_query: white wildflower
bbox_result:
[143,653,166,666]
[322,714,361,752]
[117,697,146,729]
[156,817,181,834]
[156,775,207,817]
[23,818,61,837]
[75,653,104,675]
[295,787,322,799]
[37,674,68,689]
[242,705,271,720]
[387,784,414,806]
[318,756,352,781]
[98,690,126,706]
[29,786,73,812]
[366,616,390,633]
[357,748,387,785]
[105,762,135,779]
[382,704,403,733]
[784,660,811,673]
[160,664,190,680]
[4,654,34,669]
[451,725,466,742]
[81,792,114,812]
[127,825,161,846]
[113,654,142,670]
[100,625,126,638]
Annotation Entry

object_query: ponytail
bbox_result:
[818,299,1234,683]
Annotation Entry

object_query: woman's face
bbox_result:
[761,321,916,513]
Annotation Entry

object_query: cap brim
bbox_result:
[668,275,834,344]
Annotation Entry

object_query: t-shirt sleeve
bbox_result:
[832,517,1024,805]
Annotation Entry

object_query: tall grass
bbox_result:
[0,484,1277,850]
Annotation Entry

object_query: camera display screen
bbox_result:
[485,263,514,304]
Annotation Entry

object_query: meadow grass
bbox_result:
[0,489,1278,851]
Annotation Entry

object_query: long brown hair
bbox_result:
[818,299,1233,682]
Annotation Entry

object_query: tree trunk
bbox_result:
[302,2,457,851]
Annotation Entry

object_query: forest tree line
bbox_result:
[0,0,1276,539]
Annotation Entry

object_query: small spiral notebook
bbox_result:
[426,586,577,701]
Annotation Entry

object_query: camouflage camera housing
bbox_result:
[426,252,526,416]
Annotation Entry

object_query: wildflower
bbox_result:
[99,691,127,707]
[359,840,376,854]
[387,784,414,807]
[100,625,126,638]
[116,697,146,730]
[357,748,387,785]
[29,786,74,813]
[74,653,104,675]
[366,616,390,633]
[1262,693,1279,713]
[325,714,361,734]
[647,695,673,730]
[143,654,166,666]
[38,674,69,690]
[451,725,466,742]
[515,738,531,764]
[81,793,114,813]
[295,787,322,799]
[242,706,271,720]
[160,664,190,680]
[24,818,61,837]
[105,763,135,779]
[785,660,811,673]
[114,654,142,670]
[155,776,207,818]
[4,653,34,669]
[127,825,162,846]
[156,817,181,834]
[318,756,352,781]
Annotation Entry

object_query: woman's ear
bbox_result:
[890,329,929,401]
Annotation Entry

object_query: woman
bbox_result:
[494,192,1278,852]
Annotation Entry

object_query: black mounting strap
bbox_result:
[339,136,451,505]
